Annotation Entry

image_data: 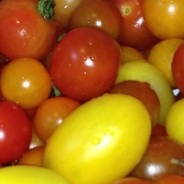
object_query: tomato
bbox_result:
[0,101,32,165]
[0,165,70,184]
[165,98,184,144]
[33,96,80,143]
[172,42,184,94]
[113,177,155,184]
[111,0,159,51]
[130,136,184,180]
[0,58,52,109]
[43,94,151,184]
[0,0,57,60]
[142,0,184,39]
[147,38,184,88]
[67,0,123,40]
[50,27,120,102]
[156,174,184,184]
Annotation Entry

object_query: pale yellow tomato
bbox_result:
[43,94,151,184]
[116,60,175,124]
[147,38,184,87]
[165,98,184,144]
[0,165,69,184]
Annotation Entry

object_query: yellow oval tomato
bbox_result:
[43,94,151,184]
[143,0,184,39]
[0,165,69,184]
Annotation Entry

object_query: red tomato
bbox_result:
[172,43,184,94]
[156,174,184,184]
[0,101,32,165]
[50,27,121,102]
[111,0,159,51]
[67,0,123,40]
[0,0,58,60]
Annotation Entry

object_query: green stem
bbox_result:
[37,0,55,20]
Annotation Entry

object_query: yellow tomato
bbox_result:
[116,60,175,124]
[0,165,69,184]
[165,99,184,144]
[43,94,151,184]
[147,38,184,87]
[143,0,184,39]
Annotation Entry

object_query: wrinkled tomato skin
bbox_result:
[0,0,57,60]
[0,101,32,165]
[111,0,159,51]
[50,27,121,102]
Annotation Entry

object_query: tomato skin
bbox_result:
[0,101,32,165]
[143,0,184,39]
[0,0,57,60]
[113,177,155,184]
[156,174,184,184]
[0,58,52,109]
[111,0,159,50]
[50,27,121,102]
[43,94,151,184]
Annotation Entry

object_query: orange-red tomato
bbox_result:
[33,96,80,142]
[156,174,184,184]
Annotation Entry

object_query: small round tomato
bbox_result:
[50,27,121,102]
[0,101,32,165]
[156,174,184,184]
[111,0,159,51]
[0,58,52,109]
[67,0,123,40]
[0,0,57,60]
[113,177,155,184]
[33,96,80,143]
[143,0,184,39]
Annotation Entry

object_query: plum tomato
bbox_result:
[67,0,123,40]
[0,0,58,60]
[111,0,159,51]
[43,94,151,184]
[33,96,80,143]
[130,136,184,180]
[0,58,52,109]
[172,42,184,94]
[50,27,121,102]
[0,101,32,165]
[142,0,184,39]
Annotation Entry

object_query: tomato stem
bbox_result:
[37,0,55,20]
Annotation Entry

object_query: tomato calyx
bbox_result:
[171,158,184,167]
[37,0,55,20]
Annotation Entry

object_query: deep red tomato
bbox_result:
[0,0,58,60]
[111,0,159,51]
[0,101,32,165]
[67,0,123,40]
[172,43,184,94]
[50,27,121,102]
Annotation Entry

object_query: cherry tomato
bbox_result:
[113,177,155,184]
[111,0,159,50]
[50,27,121,102]
[0,101,32,165]
[33,96,80,143]
[0,0,57,60]
[67,0,123,40]
[143,0,184,39]
[0,58,52,109]
[130,136,184,180]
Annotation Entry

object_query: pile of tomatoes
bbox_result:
[0,0,184,184]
